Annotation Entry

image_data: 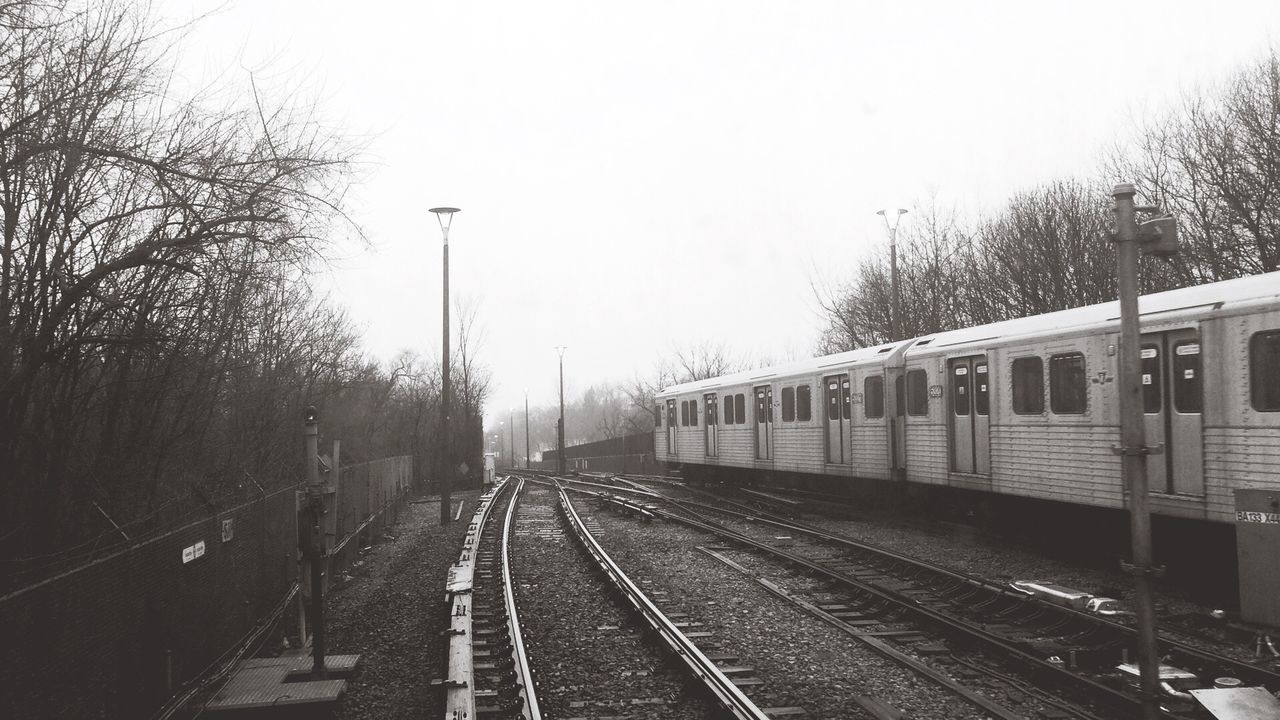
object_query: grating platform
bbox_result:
[207,654,360,713]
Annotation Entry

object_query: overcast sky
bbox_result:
[160,1,1280,425]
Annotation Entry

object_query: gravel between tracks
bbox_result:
[587,500,991,720]
[326,491,479,720]
[512,485,717,719]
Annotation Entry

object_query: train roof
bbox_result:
[658,342,905,396]
[657,271,1280,397]
[905,269,1280,355]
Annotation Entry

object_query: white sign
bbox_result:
[1176,343,1200,355]
[1236,511,1280,524]
[182,540,206,564]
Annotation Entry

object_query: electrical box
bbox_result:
[1234,489,1280,628]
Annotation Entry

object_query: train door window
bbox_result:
[667,401,676,427]
[707,396,718,425]
[864,376,885,418]
[1172,342,1202,414]
[974,363,989,416]
[797,385,811,421]
[1012,357,1044,414]
[841,378,852,420]
[906,369,928,416]
[690,399,698,426]
[1251,330,1280,411]
[654,404,662,427]
[952,364,971,415]
[1141,345,1162,413]
[782,387,796,422]
[735,393,747,424]
[1049,352,1087,414]
[827,380,840,420]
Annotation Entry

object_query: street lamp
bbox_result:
[430,206,459,525]
[555,346,567,474]
[876,208,908,342]
[524,389,531,470]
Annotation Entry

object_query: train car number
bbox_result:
[1236,511,1280,524]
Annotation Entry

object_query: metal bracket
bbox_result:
[1110,443,1164,456]
[440,627,466,637]
[429,678,469,689]
[1120,560,1166,578]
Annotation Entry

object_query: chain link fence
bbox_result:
[0,455,412,718]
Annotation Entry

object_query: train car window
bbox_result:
[797,385,812,421]
[735,393,747,424]
[1141,345,1161,413]
[1049,353,1087,414]
[1251,331,1280,411]
[690,399,698,426]
[1172,342,1202,414]
[655,404,662,427]
[722,395,734,424]
[906,369,928,416]
[895,375,905,417]
[680,400,688,426]
[841,378,852,420]
[975,364,989,416]
[781,386,795,422]
[864,376,885,418]
[952,365,971,416]
[1012,357,1044,414]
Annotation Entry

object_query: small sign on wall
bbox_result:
[182,540,206,564]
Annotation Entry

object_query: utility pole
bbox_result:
[301,406,330,676]
[509,408,515,470]
[1111,183,1178,720]
[555,346,567,474]
[524,390,531,470]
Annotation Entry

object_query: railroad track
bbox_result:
[561,473,1280,718]
[441,477,540,718]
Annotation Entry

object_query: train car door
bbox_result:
[754,385,773,460]
[948,356,991,475]
[824,374,849,464]
[666,399,677,456]
[704,393,718,457]
[1140,330,1204,495]
[890,370,906,479]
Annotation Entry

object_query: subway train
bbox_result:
[654,271,1280,526]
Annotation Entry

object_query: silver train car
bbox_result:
[655,271,1280,524]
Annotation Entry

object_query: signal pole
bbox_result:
[1111,183,1178,720]
[555,346,567,474]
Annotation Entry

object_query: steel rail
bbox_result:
[679,485,1280,693]
[442,479,511,720]
[618,492,1178,719]
[500,477,542,719]
[554,481,771,720]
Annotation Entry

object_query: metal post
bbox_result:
[303,407,325,675]
[556,347,566,474]
[1112,183,1161,720]
[877,209,908,342]
[431,207,460,525]
[524,391,531,469]
[509,409,514,470]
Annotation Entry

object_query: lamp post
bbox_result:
[430,206,459,525]
[524,389,531,470]
[876,208,908,342]
[555,346,567,474]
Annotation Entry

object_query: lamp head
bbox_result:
[429,207,461,240]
